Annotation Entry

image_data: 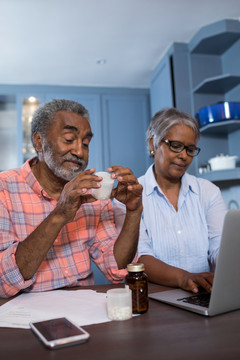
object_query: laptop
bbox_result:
[149,209,240,316]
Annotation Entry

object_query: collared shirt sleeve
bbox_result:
[198,178,227,269]
[89,200,127,283]
[0,243,36,298]
[138,215,155,258]
[138,166,156,258]
[112,198,126,234]
[0,201,36,298]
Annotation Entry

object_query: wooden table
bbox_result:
[0,283,240,360]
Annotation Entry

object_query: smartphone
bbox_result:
[30,317,90,349]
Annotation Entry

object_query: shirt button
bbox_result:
[180,249,184,255]
[177,230,182,234]
[65,270,68,274]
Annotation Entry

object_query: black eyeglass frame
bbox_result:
[161,139,201,157]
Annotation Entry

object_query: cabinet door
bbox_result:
[0,96,18,171]
[102,94,151,177]
[45,93,103,171]
[17,93,46,167]
[150,55,173,116]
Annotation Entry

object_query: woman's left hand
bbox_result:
[108,166,143,211]
[178,271,214,293]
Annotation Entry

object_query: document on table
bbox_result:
[0,289,110,329]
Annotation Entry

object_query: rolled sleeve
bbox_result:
[89,200,127,283]
[204,182,227,268]
[102,245,127,283]
[0,243,36,298]
[90,239,127,283]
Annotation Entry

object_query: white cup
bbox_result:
[92,171,114,200]
[107,287,132,321]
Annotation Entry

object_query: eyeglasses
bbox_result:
[161,139,201,157]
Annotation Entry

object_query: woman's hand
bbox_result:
[178,271,214,293]
[139,255,214,293]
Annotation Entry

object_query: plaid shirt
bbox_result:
[0,158,126,298]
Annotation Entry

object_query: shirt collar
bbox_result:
[144,164,199,196]
[144,164,161,196]
[181,172,199,196]
[22,157,52,200]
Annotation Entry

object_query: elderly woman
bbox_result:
[137,107,227,293]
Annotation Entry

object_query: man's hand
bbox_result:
[55,168,102,223]
[108,166,143,211]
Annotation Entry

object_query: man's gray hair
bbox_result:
[31,98,90,148]
[146,107,200,152]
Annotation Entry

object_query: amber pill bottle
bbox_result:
[125,263,148,314]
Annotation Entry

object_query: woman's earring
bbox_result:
[150,150,155,157]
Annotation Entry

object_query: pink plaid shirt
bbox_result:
[0,158,126,298]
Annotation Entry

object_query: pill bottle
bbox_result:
[125,263,148,314]
[107,287,132,321]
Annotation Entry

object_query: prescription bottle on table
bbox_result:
[125,263,148,314]
[107,287,132,321]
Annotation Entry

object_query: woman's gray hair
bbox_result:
[31,98,90,149]
[146,107,200,152]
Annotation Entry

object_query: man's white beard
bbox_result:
[43,144,86,181]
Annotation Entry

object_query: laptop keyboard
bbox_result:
[177,293,211,308]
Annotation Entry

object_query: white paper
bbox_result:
[0,289,110,329]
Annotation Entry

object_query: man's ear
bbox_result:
[32,132,43,153]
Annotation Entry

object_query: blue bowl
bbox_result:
[196,102,240,128]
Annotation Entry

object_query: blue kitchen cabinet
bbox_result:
[0,94,18,171]
[150,43,194,173]
[101,93,151,177]
[189,19,240,179]
[150,53,173,116]
[150,42,192,117]
[16,92,46,166]
[188,19,240,209]
[150,19,240,183]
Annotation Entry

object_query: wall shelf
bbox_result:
[193,74,240,94]
[199,168,240,182]
[200,120,240,135]
[188,19,240,185]
[189,19,240,54]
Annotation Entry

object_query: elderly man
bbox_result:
[0,99,142,298]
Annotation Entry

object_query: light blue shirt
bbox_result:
[137,165,227,273]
